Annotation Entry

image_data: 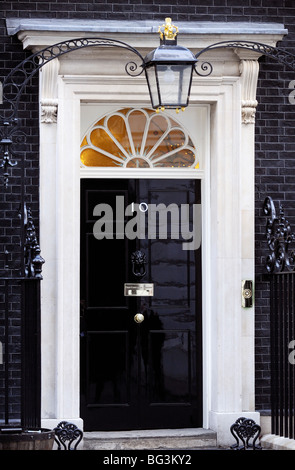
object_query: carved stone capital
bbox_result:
[41,98,58,123]
[40,58,60,123]
[239,59,259,124]
[241,99,258,124]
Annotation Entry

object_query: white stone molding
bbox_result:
[6,18,287,52]
[239,59,260,124]
[40,58,60,123]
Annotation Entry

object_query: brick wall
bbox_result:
[1,0,295,416]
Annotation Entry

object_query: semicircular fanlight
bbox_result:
[80,108,198,169]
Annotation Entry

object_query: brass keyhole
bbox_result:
[134,313,144,323]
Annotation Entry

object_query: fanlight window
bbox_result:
[80,108,199,169]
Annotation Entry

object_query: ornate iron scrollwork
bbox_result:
[194,61,213,77]
[230,417,262,450]
[195,40,295,72]
[1,37,145,123]
[0,120,20,188]
[0,37,145,186]
[24,203,45,278]
[2,37,295,185]
[263,196,295,273]
[54,421,83,450]
[131,250,147,279]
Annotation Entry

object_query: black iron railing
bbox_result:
[0,207,43,430]
[0,278,22,425]
[264,196,295,439]
[270,272,295,438]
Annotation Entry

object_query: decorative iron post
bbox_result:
[263,196,295,273]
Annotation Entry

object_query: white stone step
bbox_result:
[81,428,217,450]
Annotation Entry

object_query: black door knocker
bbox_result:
[131,250,147,279]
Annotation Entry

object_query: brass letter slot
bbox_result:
[124,283,154,297]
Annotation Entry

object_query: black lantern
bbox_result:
[143,18,198,113]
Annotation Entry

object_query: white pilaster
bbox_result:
[239,59,259,414]
[40,75,82,430]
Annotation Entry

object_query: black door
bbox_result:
[80,179,202,431]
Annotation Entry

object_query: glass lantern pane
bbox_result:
[156,65,193,108]
[145,67,160,109]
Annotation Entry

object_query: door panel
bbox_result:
[148,329,192,403]
[87,331,129,405]
[86,237,127,308]
[80,178,202,431]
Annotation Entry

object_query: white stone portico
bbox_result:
[6,18,287,446]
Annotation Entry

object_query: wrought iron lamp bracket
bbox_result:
[1,35,295,188]
[2,37,295,119]
[0,36,147,188]
[1,36,146,123]
[195,39,295,72]
[193,39,295,80]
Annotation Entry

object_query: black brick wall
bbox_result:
[1,0,295,417]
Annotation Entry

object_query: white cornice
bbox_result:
[6,18,287,36]
[6,18,287,52]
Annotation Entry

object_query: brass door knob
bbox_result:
[134,313,144,323]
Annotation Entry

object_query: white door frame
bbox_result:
[7,15,284,446]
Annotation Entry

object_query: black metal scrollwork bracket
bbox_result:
[2,37,145,123]
[2,37,295,187]
[0,37,146,187]
[54,421,83,450]
[195,39,295,72]
[230,417,262,450]
[263,196,295,273]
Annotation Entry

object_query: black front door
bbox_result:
[80,178,202,431]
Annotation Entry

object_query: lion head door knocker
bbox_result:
[131,250,147,280]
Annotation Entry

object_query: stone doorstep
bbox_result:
[81,428,217,450]
[261,434,295,450]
